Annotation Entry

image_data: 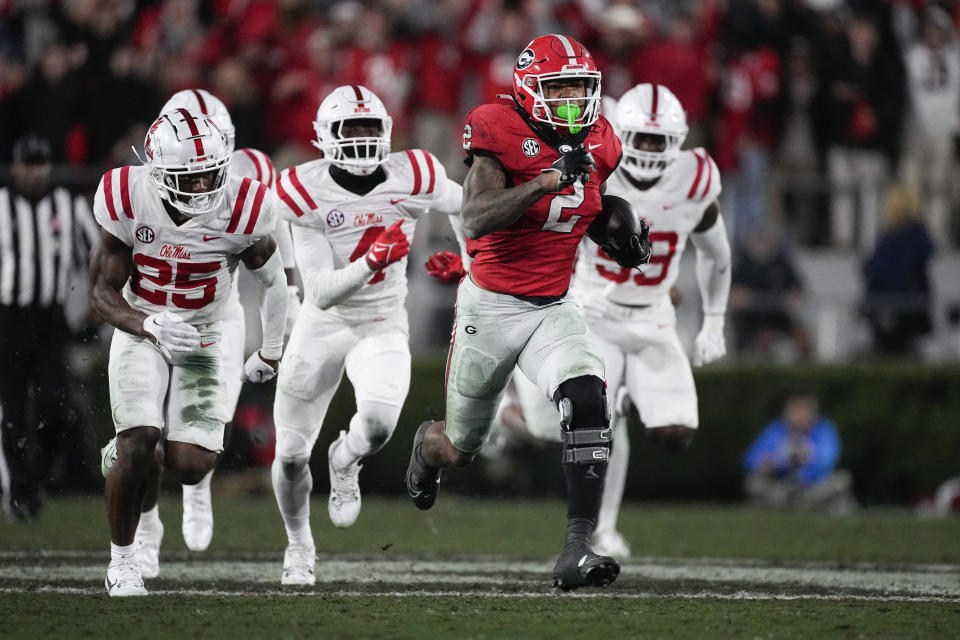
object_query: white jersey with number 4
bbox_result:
[274,149,457,323]
[92,165,277,325]
[572,148,721,306]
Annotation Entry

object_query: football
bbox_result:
[586,194,652,268]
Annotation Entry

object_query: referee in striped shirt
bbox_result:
[0,135,99,521]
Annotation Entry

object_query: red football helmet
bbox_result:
[512,34,602,132]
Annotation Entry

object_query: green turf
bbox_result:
[1,593,957,640]
[2,495,958,564]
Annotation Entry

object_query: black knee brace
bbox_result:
[554,375,611,465]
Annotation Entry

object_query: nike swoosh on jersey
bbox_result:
[390,198,407,205]
[200,341,216,348]
[587,143,603,150]
[202,235,221,241]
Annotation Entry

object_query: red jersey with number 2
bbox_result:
[463,103,622,297]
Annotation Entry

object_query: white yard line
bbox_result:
[1,585,958,603]
[1,556,958,599]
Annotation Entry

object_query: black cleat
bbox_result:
[405,421,442,510]
[552,540,620,591]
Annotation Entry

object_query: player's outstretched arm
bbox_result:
[89,229,149,336]
[461,155,560,239]
[241,235,287,377]
[689,202,732,366]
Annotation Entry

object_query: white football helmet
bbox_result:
[312,85,392,175]
[144,108,231,217]
[161,89,236,152]
[614,83,688,182]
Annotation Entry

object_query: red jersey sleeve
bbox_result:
[462,103,516,166]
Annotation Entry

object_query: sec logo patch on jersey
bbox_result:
[327,209,345,228]
[522,138,540,158]
[135,226,155,243]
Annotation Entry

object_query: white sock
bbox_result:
[139,504,161,531]
[183,469,213,496]
[271,456,313,548]
[111,542,137,563]
[597,418,629,533]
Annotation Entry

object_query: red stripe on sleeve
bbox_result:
[422,150,436,194]
[276,172,304,217]
[700,153,713,199]
[687,151,705,200]
[228,178,251,233]
[103,170,119,221]
[241,148,263,183]
[119,166,134,219]
[244,183,267,234]
[406,149,422,195]
[288,166,317,209]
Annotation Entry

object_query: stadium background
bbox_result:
[2,0,960,506]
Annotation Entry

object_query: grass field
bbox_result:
[2,495,958,639]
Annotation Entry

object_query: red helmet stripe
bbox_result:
[228,178,251,233]
[351,85,365,109]
[103,170,119,221]
[176,108,206,158]
[406,150,422,195]
[650,85,659,122]
[192,89,209,115]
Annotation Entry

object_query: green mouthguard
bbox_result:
[556,104,582,133]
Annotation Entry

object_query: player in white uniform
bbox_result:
[156,89,300,554]
[90,108,288,596]
[490,84,732,557]
[271,85,463,585]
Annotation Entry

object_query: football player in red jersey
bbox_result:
[405,34,650,591]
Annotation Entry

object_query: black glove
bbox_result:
[600,217,652,268]
[542,144,597,190]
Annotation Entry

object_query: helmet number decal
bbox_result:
[541,181,585,233]
[462,124,472,151]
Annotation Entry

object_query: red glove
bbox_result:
[425,249,466,283]
[365,220,410,270]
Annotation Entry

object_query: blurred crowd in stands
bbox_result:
[1,0,958,359]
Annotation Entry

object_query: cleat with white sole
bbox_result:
[328,431,362,528]
[281,544,316,586]
[105,558,148,597]
[182,471,214,551]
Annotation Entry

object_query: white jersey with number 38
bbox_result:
[274,149,458,323]
[92,165,277,325]
[573,148,721,306]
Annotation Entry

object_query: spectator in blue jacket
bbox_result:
[743,392,857,513]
